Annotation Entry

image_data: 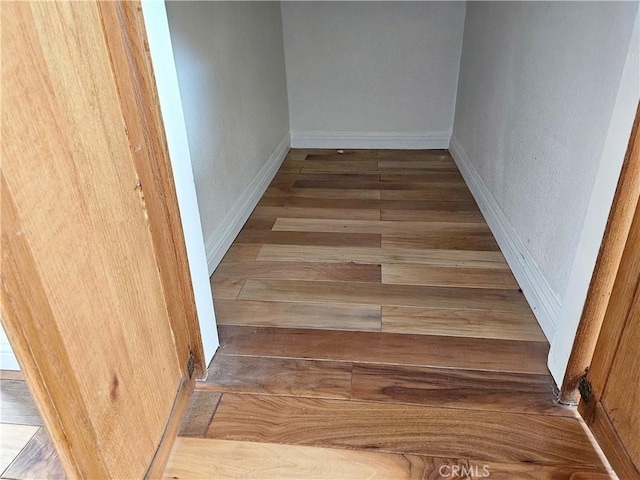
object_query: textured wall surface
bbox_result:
[282,1,466,135]
[452,1,638,301]
[166,1,290,240]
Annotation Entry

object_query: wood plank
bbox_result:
[272,218,489,235]
[268,173,299,189]
[381,209,485,222]
[235,230,381,248]
[257,245,509,270]
[380,187,474,201]
[210,277,245,301]
[380,173,465,183]
[377,159,457,170]
[218,326,550,374]
[260,196,480,212]
[238,279,531,313]
[0,370,24,380]
[252,206,380,221]
[350,364,569,416]
[299,160,379,173]
[163,437,464,480]
[0,424,39,473]
[2,427,66,480]
[382,265,518,289]
[382,232,500,251]
[294,176,467,190]
[0,380,43,426]
[214,262,381,283]
[178,391,222,438]
[264,187,381,200]
[218,244,262,263]
[207,394,603,467]
[465,461,610,479]
[201,356,352,399]
[241,216,276,230]
[214,300,381,332]
[382,307,545,342]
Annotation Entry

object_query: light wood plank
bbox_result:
[214,262,381,284]
[218,326,550,374]
[272,218,489,235]
[382,307,545,341]
[163,437,462,480]
[380,187,474,201]
[260,196,480,212]
[0,370,24,380]
[0,424,39,473]
[252,206,380,221]
[218,245,262,263]
[382,232,500,251]
[382,265,519,289]
[257,245,509,270]
[2,428,65,480]
[350,364,569,416]
[211,277,245,300]
[235,230,381,248]
[238,279,531,313]
[214,300,381,332]
[178,391,221,438]
[207,394,603,467]
[0,380,43,426]
[201,356,352,399]
[380,173,465,183]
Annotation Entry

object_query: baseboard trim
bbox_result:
[290,131,451,150]
[449,136,559,342]
[204,135,290,275]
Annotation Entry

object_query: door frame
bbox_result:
[559,102,640,404]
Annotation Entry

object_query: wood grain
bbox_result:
[382,265,519,289]
[382,232,500,251]
[214,300,381,331]
[201,356,352,399]
[235,230,381,248]
[381,209,485,222]
[252,206,380,221]
[0,370,24,380]
[264,187,381,200]
[382,307,545,341]
[178,391,222,438]
[350,364,570,416]
[2,427,66,480]
[272,218,490,235]
[218,326,550,374]
[238,279,531,313]
[214,262,381,283]
[207,394,603,467]
[163,438,464,480]
[257,245,509,269]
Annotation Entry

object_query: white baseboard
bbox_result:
[449,136,559,342]
[205,135,290,275]
[290,131,451,150]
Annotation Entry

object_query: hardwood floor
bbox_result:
[0,149,614,479]
[169,149,615,478]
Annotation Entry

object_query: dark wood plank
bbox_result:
[214,262,381,283]
[465,461,610,479]
[213,300,381,332]
[207,394,603,467]
[350,364,571,416]
[272,218,490,235]
[0,379,43,426]
[217,326,550,374]
[3,428,66,480]
[210,277,245,301]
[381,209,485,222]
[259,196,480,212]
[241,216,276,231]
[178,391,222,438]
[264,187,381,200]
[201,355,352,399]
[238,279,532,313]
[380,187,474,201]
[235,230,381,248]
[252,206,380,221]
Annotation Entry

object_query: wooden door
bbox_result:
[1,1,205,478]
[578,185,640,478]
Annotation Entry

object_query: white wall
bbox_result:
[281,1,466,149]
[450,1,639,384]
[165,1,290,273]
